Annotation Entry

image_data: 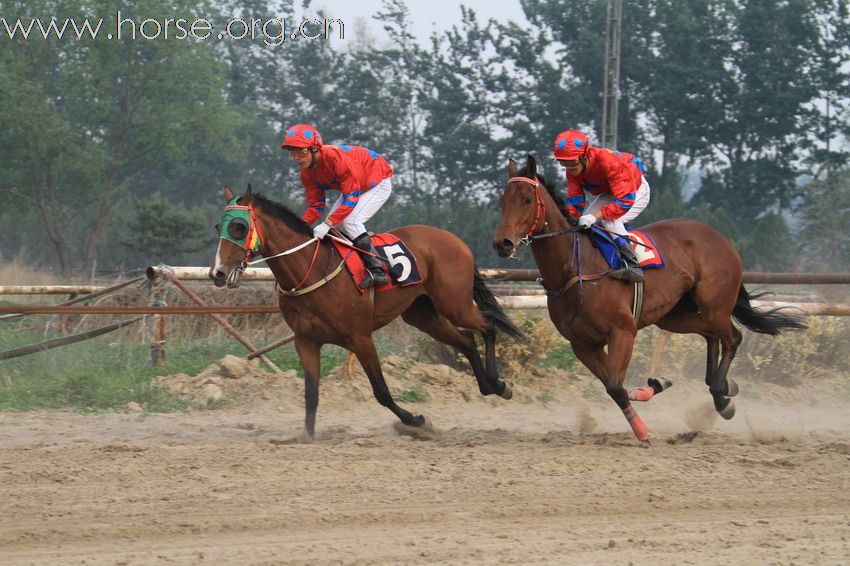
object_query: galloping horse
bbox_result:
[210,185,525,439]
[493,156,805,443]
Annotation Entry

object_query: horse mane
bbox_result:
[517,160,568,218]
[251,192,313,236]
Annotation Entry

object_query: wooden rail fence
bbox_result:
[1,266,848,368]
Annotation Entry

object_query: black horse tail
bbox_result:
[732,286,808,336]
[472,268,528,342]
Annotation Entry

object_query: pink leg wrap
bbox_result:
[622,403,649,441]
[628,386,655,402]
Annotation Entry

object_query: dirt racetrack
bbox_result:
[1,357,849,565]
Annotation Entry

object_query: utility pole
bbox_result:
[601,0,623,149]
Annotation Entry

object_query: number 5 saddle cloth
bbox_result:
[330,233,424,294]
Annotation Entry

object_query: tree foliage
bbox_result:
[0,0,848,274]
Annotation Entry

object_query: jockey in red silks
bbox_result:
[553,129,651,283]
[281,123,392,288]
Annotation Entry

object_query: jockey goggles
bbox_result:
[218,197,262,253]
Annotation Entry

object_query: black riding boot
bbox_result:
[352,233,389,288]
[610,242,644,283]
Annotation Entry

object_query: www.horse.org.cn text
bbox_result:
[0,12,346,46]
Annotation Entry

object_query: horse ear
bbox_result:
[243,184,254,204]
[507,159,517,178]
[223,186,234,201]
[527,154,537,179]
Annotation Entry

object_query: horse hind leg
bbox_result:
[710,325,742,419]
[350,335,429,429]
[401,297,507,398]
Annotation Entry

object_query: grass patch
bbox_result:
[0,322,355,412]
[543,343,578,370]
[393,387,430,403]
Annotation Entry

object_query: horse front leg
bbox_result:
[294,337,321,440]
[573,332,650,444]
[351,336,429,429]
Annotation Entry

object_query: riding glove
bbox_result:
[313,222,331,239]
[578,214,598,228]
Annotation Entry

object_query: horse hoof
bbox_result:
[500,380,514,400]
[726,378,739,397]
[647,377,673,394]
[394,416,436,440]
[714,396,736,420]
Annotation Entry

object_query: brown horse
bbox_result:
[210,185,525,439]
[493,156,806,443]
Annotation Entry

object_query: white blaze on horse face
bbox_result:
[213,239,227,275]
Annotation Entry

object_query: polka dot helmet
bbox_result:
[553,129,590,160]
[281,124,323,149]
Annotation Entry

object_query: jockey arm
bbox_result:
[597,153,636,221]
[565,175,587,217]
[326,153,361,227]
[300,173,326,224]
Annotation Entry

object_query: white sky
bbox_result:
[309,0,529,45]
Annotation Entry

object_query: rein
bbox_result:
[507,176,608,300]
[224,203,345,297]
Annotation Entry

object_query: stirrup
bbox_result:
[609,266,644,283]
[359,269,388,289]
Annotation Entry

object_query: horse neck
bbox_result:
[256,214,334,290]
[529,193,596,287]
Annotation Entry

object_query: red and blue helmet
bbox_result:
[281,123,323,150]
[553,129,590,160]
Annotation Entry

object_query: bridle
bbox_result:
[220,202,346,296]
[508,176,578,245]
[507,176,547,246]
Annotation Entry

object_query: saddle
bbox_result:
[330,233,423,294]
[588,226,665,270]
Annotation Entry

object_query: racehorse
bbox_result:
[210,185,525,440]
[493,156,806,443]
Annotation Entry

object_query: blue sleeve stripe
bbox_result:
[631,156,645,173]
[343,199,358,207]
[614,197,634,209]
[567,196,584,205]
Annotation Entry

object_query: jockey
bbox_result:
[553,129,651,283]
[281,123,392,288]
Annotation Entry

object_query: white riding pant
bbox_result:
[584,175,651,238]
[328,177,392,239]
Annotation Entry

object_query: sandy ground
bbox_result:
[1,357,850,565]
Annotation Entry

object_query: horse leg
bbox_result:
[707,325,742,419]
[350,335,429,428]
[402,297,507,398]
[294,337,321,440]
[572,333,650,443]
[481,327,513,399]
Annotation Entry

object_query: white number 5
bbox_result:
[382,244,411,282]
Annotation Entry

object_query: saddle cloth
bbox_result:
[589,226,665,270]
[330,233,424,294]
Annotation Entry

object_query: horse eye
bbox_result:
[228,218,248,239]
[524,197,533,205]
[214,223,220,233]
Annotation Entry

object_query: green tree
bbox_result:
[0,0,248,275]
[119,193,214,261]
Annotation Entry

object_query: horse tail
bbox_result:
[732,286,808,336]
[473,268,528,342]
